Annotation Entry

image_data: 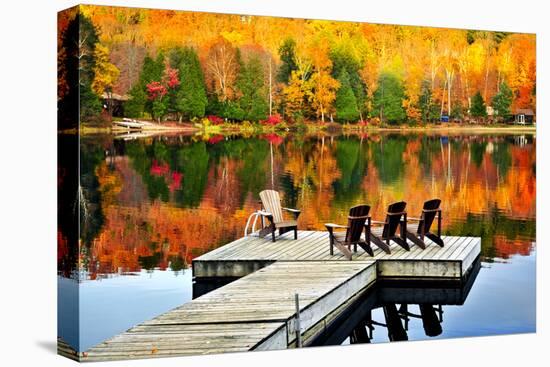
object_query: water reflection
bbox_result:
[57,131,536,352]
[311,259,481,346]
[58,132,536,278]
[58,268,193,352]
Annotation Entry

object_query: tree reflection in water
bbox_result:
[58,133,535,279]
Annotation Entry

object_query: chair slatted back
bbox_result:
[417,199,441,234]
[345,205,371,243]
[382,201,407,238]
[259,190,284,223]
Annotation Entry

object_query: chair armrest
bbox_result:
[258,210,273,217]
[386,211,407,216]
[283,207,301,219]
[325,223,348,229]
[408,217,423,222]
[423,208,442,213]
[370,220,387,225]
[282,207,300,213]
[325,223,347,235]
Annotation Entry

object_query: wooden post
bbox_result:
[295,293,302,348]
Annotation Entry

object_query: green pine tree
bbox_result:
[470,91,487,118]
[451,102,465,121]
[236,55,268,121]
[126,53,164,119]
[373,73,406,124]
[79,14,101,121]
[221,100,245,121]
[58,12,101,127]
[335,69,360,122]
[330,48,367,119]
[80,83,102,119]
[492,82,513,121]
[169,47,208,121]
[277,38,298,84]
[419,80,439,123]
[125,85,147,118]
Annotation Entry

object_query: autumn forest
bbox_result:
[57,5,536,279]
[58,5,536,129]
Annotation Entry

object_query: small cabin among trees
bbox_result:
[513,108,535,125]
[101,92,128,117]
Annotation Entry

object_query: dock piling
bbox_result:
[295,293,302,348]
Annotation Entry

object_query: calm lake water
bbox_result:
[58,131,536,352]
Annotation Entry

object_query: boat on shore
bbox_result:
[112,118,198,132]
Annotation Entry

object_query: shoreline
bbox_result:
[61,123,537,136]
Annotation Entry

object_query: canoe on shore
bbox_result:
[113,118,156,129]
[112,118,197,132]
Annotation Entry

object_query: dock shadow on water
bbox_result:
[58,131,535,354]
[192,258,482,347]
[314,259,482,346]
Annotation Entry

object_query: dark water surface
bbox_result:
[58,131,536,351]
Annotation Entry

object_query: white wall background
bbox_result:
[0,0,546,366]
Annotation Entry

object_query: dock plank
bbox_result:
[79,232,480,361]
[81,260,376,361]
[194,232,480,279]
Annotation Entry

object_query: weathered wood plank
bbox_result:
[194,232,480,278]
[81,233,480,361]
[82,260,376,361]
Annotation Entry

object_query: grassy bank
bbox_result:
[64,120,536,136]
[340,122,536,133]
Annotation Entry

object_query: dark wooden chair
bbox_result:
[369,201,409,252]
[258,190,300,242]
[405,199,444,248]
[325,205,374,260]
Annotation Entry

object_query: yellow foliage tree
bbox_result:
[308,71,339,122]
[282,70,310,119]
[307,37,339,122]
[92,43,120,96]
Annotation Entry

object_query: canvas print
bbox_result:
[57,4,536,361]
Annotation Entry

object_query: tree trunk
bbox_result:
[440,80,447,117]
[484,60,489,102]
[447,80,452,117]
[446,71,453,117]
[268,58,273,116]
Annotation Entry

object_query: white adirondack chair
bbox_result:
[258,190,301,242]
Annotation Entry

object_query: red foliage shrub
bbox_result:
[261,133,284,145]
[150,160,170,176]
[206,115,224,125]
[163,66,180,89]
[207,134,224,144]
[146,81,167,100]
[261,114,283,126]
[169,171,183,192]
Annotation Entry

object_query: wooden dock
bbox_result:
[193,231,480,280]
[78,261,376,361]
[69,232,480,361]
